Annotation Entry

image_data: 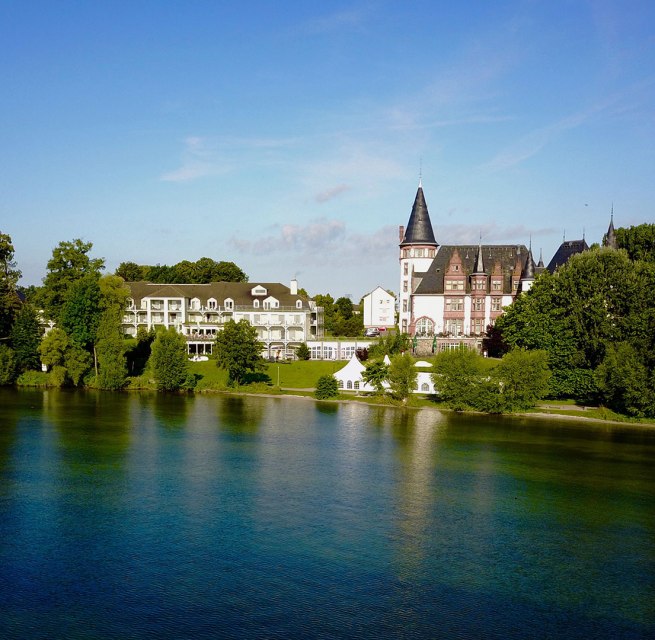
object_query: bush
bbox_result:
[315,374,338,400]
[16,370,50,387]
[296,342,311,360]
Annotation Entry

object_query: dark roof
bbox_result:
[414,244,527,295]
[126,281,312,309]
[520,248,535,279]
[400,183,438,247]
[603,214,618,249]
[472,244,485,274]
[546,239,589,273]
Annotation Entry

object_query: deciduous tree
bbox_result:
[150,328,189,391]
[9,304,42,372]
[387,353,417,402]
[214,319,264,386]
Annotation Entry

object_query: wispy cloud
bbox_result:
[231,219,398,266]
[160,136,228,183]
[438,222,558,245]
[315,184,351,203]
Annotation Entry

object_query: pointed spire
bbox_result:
[400,182,438,247]
[537,248,544,268]
[603,205,617,249]
[473,234,485,274]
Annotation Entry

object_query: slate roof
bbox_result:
[546,240,589,273]
[413,244,528,295]
[400,183,438,247]
[126,281,312,309]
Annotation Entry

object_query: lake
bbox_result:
[1,388,654,639]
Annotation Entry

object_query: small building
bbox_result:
[362,286,396,330]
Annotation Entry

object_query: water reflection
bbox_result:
[1,390,654,639]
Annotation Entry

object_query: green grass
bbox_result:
[264,360,342,388]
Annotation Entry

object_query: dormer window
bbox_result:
[190,297,201,310]
[126,297,134,309]
[208,298,217,310]
[253,299,260,308]
[251,285,268,296]
[224,298,234,311]
[296,300,302,309]
[263,296,278,310]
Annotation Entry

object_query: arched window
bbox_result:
[415,317,434,336]
[338,380,344,389]
[190,297,200,310]
[421,383,429,392]
[347,380,353,389]
[296,300,302,309]
[253,299,260,308]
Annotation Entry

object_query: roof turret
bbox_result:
[400,181,438,247]
[472,239,485,274]
[603,207,618,249]
[520,246,535,280]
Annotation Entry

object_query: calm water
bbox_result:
[0,389,654,639]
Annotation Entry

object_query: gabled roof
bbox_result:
[126,281,312,309]
[546,239,589,273]
[413,244,527,295]
[400,182,438,247]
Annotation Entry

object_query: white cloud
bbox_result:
[160,136,229,183]
[315,184,351,203]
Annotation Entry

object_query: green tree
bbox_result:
[296,342,311,360]
[59,273,102,349]
[362,359,389,394]
[214,319,264,386]
[432,346,493,411]
[495,349,551,411]
[39,328,70,369]
[41,239,104,321]
[9,304,42,372]
[494,247,655,402]
[64,344,93,387]
[126,327,155,375]
[315,374,339,399]
[595,342,654,417]
[115,261,145,282]
[616,223,655,263]
[150,328,189,391]
[0,232,22,339]
[95,309,128,390]
[0,344,17,385]
[387,353,417,402]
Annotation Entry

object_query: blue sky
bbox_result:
[2,1,654,298]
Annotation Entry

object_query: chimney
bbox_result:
[399,225,405,242]
[290,278,298,295]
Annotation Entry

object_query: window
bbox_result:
[415,248,424,257]
[415,317,434,336]
[403,249,410,258]
[224,299,233,311]
[402,300,408,313]
[452,264,460,272]
[190,297,201,310]
[403,263,408,276]
[513,279,519,291]
[421,383,429,392]
[445,280,464,291]
[491,298,502,311]
[354,381,360,390]
[338,380,344,389]
[347,380,353,390]
[445,298,463,312]
[428,249,436,258]
[445,319,463,335]
[403,281,408,293]
[296,300,302,309]
[402,319,408,333]
[253,299,259,308]
[473,280,486,290]
[474,299,484,312]
[492,280,502,291]
[207,298,217,310]
[126,297,134,309]
[473,318,485,334]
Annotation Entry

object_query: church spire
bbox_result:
[400,181,438,247]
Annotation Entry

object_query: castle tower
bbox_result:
[398,180,439,333]
[519,245,536,293]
